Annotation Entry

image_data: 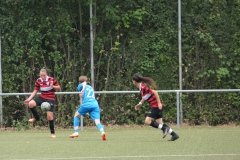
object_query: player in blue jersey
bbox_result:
[69,76,106,140]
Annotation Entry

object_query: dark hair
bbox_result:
[132,73,157,88]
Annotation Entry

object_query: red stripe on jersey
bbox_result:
[34,76,59,101]
[140,83,158,108]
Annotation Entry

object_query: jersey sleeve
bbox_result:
[52,78,59,86]
[77,83,83,91]
[34,80,40,91]
[77,82,87,92]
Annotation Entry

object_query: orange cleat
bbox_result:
[101,132,106,141]
[28,118,36,123]
[51,134,56,138]
[69,133,79,138]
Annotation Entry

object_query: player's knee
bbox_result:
[94,119,100,125]
[156,118,163,124]
[47,112,53,120]
[144,119,151,125]
[74,112,79,117]
[28,100,36,108]
[28,104,35,108]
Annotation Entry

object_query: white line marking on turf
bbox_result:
[11,154,240,160]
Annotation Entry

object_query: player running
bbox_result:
[132,73,179,141]
[69,76,106,140]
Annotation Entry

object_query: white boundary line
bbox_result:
[11,154,240,160]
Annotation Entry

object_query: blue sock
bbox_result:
[96,123,104,134]
[73,116,80,133]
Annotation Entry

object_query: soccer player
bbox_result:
[132,73,179,141]
[69,76,106,140]
[24,68,61,138]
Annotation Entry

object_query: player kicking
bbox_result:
[132,73,179,141]
[69,76,106,140]
[24,68,61,138]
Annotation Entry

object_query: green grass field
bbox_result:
[0,125,239,160]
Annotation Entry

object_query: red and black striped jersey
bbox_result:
[139,83,158,108]
[34,76,59,100]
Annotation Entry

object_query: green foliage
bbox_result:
[0,0,240,128]
[11,118,31,131]
[182,92,240,125]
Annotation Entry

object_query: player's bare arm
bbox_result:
[24,90,38,104]
[53,85,61,91]
[135,99,145,110]
[152,90,162,109]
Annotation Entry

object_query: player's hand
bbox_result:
[49,81,53,87]
[79,91,84,97]
[24,100,30,105]
[135,104,141,110]
[158,103,163,110]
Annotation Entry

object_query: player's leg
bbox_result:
[46,101,55,138]
[69,111,81,138]
[161,123,179,141]
[145,116,164,130]
[162,124,179,141]
[73,111,81,133]
[155,109,169,138]
[155,118,163,124]
[69,105,86,138]
[90,104,106,140]
[146,108,170,138]
[146,108,163,128]
[155,110,179,141]
[156,118,169,138]
[145,116,154,125]
[28,97,42,122]
[94,119,106,140]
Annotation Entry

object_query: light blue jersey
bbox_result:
[77,83,100,120]
[77,83,97,104]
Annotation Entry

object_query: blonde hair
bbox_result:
[40,68,47,73]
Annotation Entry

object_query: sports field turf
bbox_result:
[0,125,239,160]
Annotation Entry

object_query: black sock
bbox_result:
[49,120,55,134]
[150,121,159,128]
[171,131,176,135]
[161,124,166,131]
[162,123,169,129]
[30,107,40,120]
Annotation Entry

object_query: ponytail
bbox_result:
[132,73,157,88]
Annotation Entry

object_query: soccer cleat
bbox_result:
[162,125,170,138]
[51,134,56,138]
[169,133,179,141]
[69,133,79,138]
[28,118,36,123]
[101,132,106,141]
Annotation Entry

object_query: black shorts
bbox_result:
[34,97,55,112]
[147,107,163,119]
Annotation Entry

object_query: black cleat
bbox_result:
[169,133,179,141]
[162,125,170,138]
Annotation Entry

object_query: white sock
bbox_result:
[158,124,163,129]
[168,128,173,134]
